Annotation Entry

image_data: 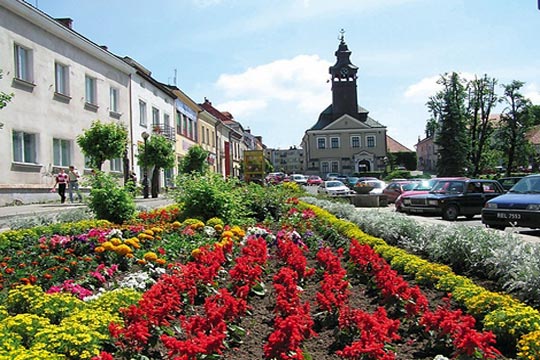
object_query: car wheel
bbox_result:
[442,205,459,221]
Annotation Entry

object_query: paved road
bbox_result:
[0,196,175,230]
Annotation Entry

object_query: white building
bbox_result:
[0,0,135,205]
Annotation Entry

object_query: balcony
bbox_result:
[152,124,176,142]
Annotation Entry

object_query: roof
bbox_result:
[308,104,385,131]
[387,135,414,153]
[526,125,540,145]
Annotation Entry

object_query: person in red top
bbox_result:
[52,168,69,204]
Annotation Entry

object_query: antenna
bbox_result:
[173,69,177,86]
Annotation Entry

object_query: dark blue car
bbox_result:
[481,174,540,230]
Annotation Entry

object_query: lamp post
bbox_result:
[142,131,150,199]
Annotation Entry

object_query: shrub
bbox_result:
[86,171,136,224]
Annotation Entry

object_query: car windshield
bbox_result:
[431,180,465,194]
[402,183,417,191]
[327,181,344,188]
[509,177,540,194]
[412,180,435,191]
[364,181,383,188]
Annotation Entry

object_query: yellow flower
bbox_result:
[144,229,154,236]
[143,252,158,262]
[172,221,182,228]
[150,227,163,233]
[191,248,202,257]
[114,244,132,256]
[156,258,166,265]
[94,246,105,253]
[102,242,114,251]
[214,224,223,232]
[125,237,140,249]
[110,238,122,246]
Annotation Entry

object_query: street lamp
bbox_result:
[142,131,150,199]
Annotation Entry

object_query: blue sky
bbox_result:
[33,0,540,150]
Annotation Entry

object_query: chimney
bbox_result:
[55,18,73,29]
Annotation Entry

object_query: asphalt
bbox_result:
[0,196,175,230]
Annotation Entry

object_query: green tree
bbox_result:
[0,70,14,129]
[428,72,469,176]
[178,145,209,175]
[530,104,540,126]
[137,134,175,198]
[465,74,499,176]
[77,120,128,170]
[494,81,534,176]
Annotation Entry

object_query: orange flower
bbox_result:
[94,246,105,253]
[156,258,167,265]
[44,273,53,279]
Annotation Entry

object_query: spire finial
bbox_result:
[339,28,345,42]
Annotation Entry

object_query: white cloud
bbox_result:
[215,99,267,117]
[525,83,540,105]
[403,75,440,103]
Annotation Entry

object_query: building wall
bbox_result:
[197,110,218,174]
[0,1,133,195]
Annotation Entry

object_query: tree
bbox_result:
[137,134,175,198]
[428,72,469,176]
[0,69,14,129]
[178,145,209,175]
[77,120,128,170]
[530,104,540,126]
[494,81,534,176]
[465,75,499,176]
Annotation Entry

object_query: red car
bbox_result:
[307,175,323,186]
[395,177,468,212]
[382,181,419,203]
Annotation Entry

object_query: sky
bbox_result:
[32,0,540,150]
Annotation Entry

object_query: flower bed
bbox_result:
[0,199,538,359]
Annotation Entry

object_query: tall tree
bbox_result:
[77,120,128,170]
[137,134,175,198]
[494,81,533,176]
[178,145,209,175]
[465,75,499,176]
[428,72,469,176]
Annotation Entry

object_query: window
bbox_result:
[317,137,326,149]
[366,135,376,148]
[211,130,215,146]
[55,62,69,95]
[206,128,210,145]
[139,100,147,126]
[14,44,33,83]
[110,87,119,113]
[164,113,170,128]
[331,161,339,173]
[331,137,340,149]
[182,115,187,136]
[110,158,122,172]
[12,131,37,163]
[201,125,206,143]
[176,112,181,134]
[53,138,71,167]
[85,75,97,105]
[321,161,329,174]
[188,119,193,139]
[152,107,159,126]
[351,136,360,148]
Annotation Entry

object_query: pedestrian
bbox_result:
[68,165,83,203]
[51,168,69,204]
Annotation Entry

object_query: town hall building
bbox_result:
[302,32,387,177]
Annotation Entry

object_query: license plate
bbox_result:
[496,212,521,220]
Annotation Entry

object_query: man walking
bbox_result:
[67,165,83,203]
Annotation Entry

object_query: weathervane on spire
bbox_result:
[338,28,345,42]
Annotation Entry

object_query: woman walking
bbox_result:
[52,168,69,204]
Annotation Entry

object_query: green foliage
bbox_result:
[0,70,13,111]
[391,152,417,171]
[86,171,136,224]
[171,173,249,224]
[243,182,305,222]
[429,72,470,176]
[77,120,128,170]
[178,144,209,174]
[136,134,175,171]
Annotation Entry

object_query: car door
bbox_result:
[463,181,485,215]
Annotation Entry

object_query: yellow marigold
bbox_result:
[114,244,132,256]
[156,258,166,265]
[150,227,163,233]
[138,233,154,241]
[144,229,154,236]
[102,241,114,251]
[110,238,122,246]
[214,224,224,232]
[94,246,105,253]
[137,259,147,265]
[144,252,158,262]
[125,238,140,249]
[230,226,245,237]
[172,221,182,228]
[221,230,234,239]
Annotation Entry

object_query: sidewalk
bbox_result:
[0,196,174,228]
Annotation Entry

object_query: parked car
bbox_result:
[358,179,387,194]
[496,176,523,191]
[401,179,504,220]
[383,181,419,203]
[396,177,468,212]
[288,174,308,185]
[317,180,353,197]
[325,172,341,181]
[306,175,323,186]
[347,176,377,188]
[482,174,540,230]
[265,172,286,185]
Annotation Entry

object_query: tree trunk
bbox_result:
[151,167,160,198]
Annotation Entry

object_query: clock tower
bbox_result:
[329,30,359,121]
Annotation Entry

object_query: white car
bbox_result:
[289,174,308,185]
[317,180,352,196]
[360,180,387,194]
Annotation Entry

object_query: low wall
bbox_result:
[349,194,388,207]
